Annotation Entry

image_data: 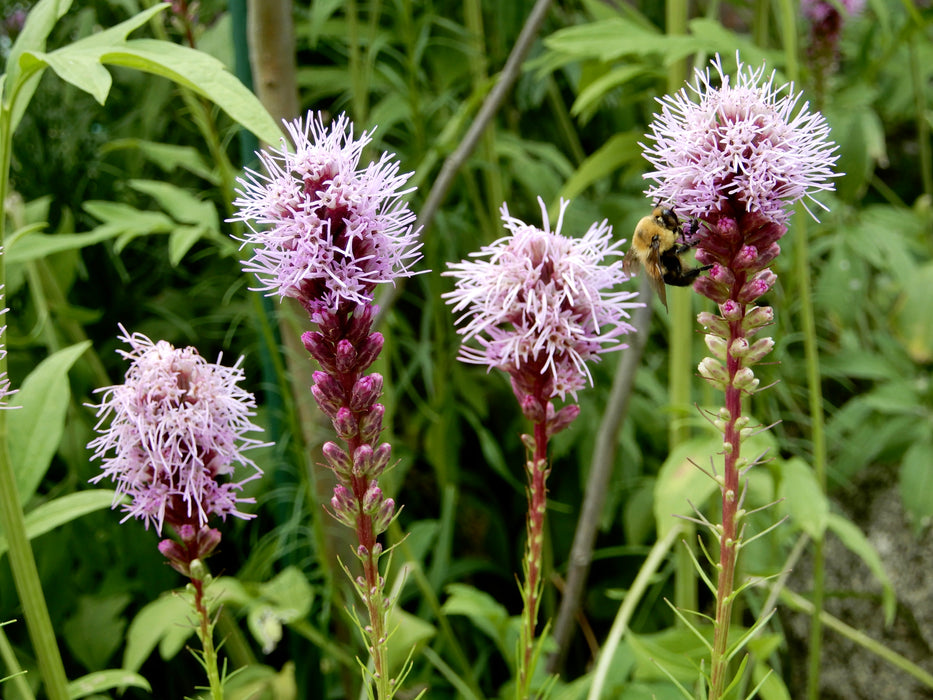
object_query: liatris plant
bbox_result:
[231,111,422,699]
[641,54,838,698]
[88,326,265,700]
[802,0,865,90]
[443,198,640,698]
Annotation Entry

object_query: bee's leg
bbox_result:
[662,258,713,287]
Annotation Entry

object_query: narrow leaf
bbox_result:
[826,512,896,625]
[67,669,151,698]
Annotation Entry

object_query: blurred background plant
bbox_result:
[0,0,931,698]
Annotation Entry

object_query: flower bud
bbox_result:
[547,404,580,436]
[732,367,760,392]
[738,269,777,303]
[335,339,357,374]
[373,497,396,534]
[746,336,775,363]
[333,406,359,440]
[350,374,383,411]
[698,357,729,387]
[720,300,742,322]
[732,245,760,271]
[728,337,750,358]
[697,311,730,337]
[709,264,735,286]
[705,334,728,361]
[520,394,546,423]
[694,276,730,304]
[302,330,332,366]
[362,483,384,515]
[358,403,385,444]
[743,305,774,331]
[356,333,384,372]
[331,485,358,528]
[322,441,353,475]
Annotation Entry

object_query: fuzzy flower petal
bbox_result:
[88,327,265,534]
[642,54,839,225]
[443,198,640,399]
[230,112,423,308]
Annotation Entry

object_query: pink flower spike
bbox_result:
[87,326,266,535]
[642,54,839,225]
[443,197,641,400]
[231,112,424,309]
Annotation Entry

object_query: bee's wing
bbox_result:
[645,248,669,311]
[622,246,640,277]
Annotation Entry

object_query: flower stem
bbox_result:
[191,577,224,700]
[0,104,71,700]
[708,318,745,700]
[517,418,550,700]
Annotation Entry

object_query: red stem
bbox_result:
[709,310,746,698]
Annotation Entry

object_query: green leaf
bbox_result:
[103,39,281,144]
[0,490,119,558]
[67,669,151,698]
[385,606,436,677]
[21,5,169,104]
[123,593,193,672]
[653,436,721,537]
[894,262,933,363]
[3,0,73,102]
[8,342,91,503]
[102,139,219,183]
[128,179,220,228]
[559,131,643,203]
[899,440,933,527]
[5,229,129,264]
[442,583,514,664]
[777,457,829,541]
[826,512,896,624]
[63,593,132,671]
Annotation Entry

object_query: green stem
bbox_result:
[781,588,933,690]
[0,89,71,700]
[191,577,224,700]
[517,418,550,700]
[0,621,35,700]
[586,523,685,700]
[665,0,698,622]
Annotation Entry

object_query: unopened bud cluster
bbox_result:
[303,304,396,545]
[693,212,782,394]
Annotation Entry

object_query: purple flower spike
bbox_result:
[88,326,265,535]
[642,54,839,226]
[443,197,640,401]
[231,112,423,310]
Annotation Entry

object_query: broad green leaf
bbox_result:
[83,201,176,232]
[103,39,281,144]
[653,435,721,537]
[3,0,73,101]
[129,180,220,228]
[628,627,713,683]
[572,65,648,118]
[123,593,193,672]
[20,5,169,104]
[899,440,933,527]
[103,139,219,182]
[0,490,119,558]
[168,225,212,265]
[442,583,514,664]
[63,593,131,670]
[777,457,829,541]
[67,669,151,698]
[5,229,128,264]
[8,341,91,503]
[385,607,436,677]
[826,512,896,625]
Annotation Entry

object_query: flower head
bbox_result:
[642,54,838,225]
[443,198,639,399]
[231,112,423,309]
[88,327,265,534]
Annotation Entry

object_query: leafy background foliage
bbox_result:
[0,0,931,698]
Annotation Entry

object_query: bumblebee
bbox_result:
[622,206,712,311]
